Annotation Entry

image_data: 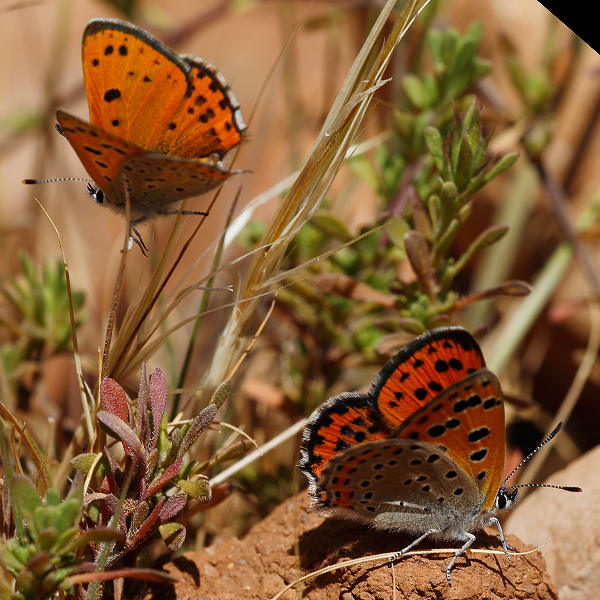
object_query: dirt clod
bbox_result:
[148,492,558,600]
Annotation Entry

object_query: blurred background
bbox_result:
[1,0,600,548]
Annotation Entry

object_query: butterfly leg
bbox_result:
[444,532,476,583]
[130,227,149,256]
[488,517,512,561]
[388,528,439,562]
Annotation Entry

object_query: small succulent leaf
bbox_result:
[34,504,57,535]
[136,363,149,444]
[70,453,110,478]
[54,527,80,553]
[384,218,411,250]
[158,427,172,464]
[158,523,186,551]
[11,475,42,529]
[97,411,145,463]
[149,368,167,451]
[55,498,82,538]
[424,126,444,173]
[349,154,381,191]
[177,404,218,459]
[313,273,395,307]
[38,528,58,552]
[207,440,255,469]
[65,527,125,553]
[427,194,442,239]
[398,317,427,335]
[211,379,231,409]
[176,478,212,503]
[103,445,120,475]
[165,428,183,463]
[409,188,433,240]
[145,459,184,500]
[454,137,474,190]
[310,211,353,242]
[159,493,187,522]
[144,448,159,482]
[432,217,460,264]
[131,502,150,534]
[403,231,436,298]
[126,497,165,549]
[100,378,128,423]
[45,488,61,507]
[403,74,430,110]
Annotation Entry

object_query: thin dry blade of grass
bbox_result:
[196,0,432,411]
[106,187,227,383]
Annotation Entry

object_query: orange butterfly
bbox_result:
[28,19,246,224]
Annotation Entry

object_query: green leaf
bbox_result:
[454,138,474,191]
[63,527,125,553]
[176,478,211,503]
[55,498,82,539]
[384,218,411,250]
[402,74,430,110]
[11,476,42,529]
[158,523,186,551]
[53,527,80,553]
[424,126,444,172]
[211,379,230,409]
[37,528,58,552]
[350,154,380,191]
[311,211,353,242]
[45,488,61,507]
[70,453,109,477]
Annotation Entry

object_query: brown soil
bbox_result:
[148,492,557,600]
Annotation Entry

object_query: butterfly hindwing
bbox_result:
[299,392,391,484]
[57,110,240,215]
[116,153,239,215]
[314,439,480,529]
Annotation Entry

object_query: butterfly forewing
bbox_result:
[394,369,506,511]
[82,19,194,153]
[371,327,486,430]
[82,20,245,163]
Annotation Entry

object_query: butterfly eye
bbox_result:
[496,488,518,510]
[87,184,104,204]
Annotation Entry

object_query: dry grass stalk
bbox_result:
[196,0,432,411]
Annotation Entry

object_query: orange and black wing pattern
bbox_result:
[370,327,486,430]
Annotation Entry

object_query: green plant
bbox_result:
[0,252,86,409]
[70,366,231,572]
[264,24,524,402]
[0,472,125,600]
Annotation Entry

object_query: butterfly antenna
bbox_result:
[23,177,94,185]
[501,421,582,493]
